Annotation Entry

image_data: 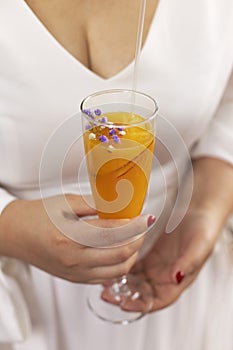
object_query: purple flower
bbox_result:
[83,109,92,116]
[94,109,102,116]
[117,127,124,131]
[99,116,108,123]
[83,109,95,119]
[112,135,120,144]
[85,123,91,130]
[99,135,109,144]
[109,128,116,136]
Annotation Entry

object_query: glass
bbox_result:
[80,89,157,324]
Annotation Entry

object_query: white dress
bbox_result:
[0,0,233,349]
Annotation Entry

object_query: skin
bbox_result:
[0,194,151,284]
[24,0,159,79]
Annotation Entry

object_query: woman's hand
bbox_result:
[121,158,233,312]
[123,209,220,312]
[0,194,152,284]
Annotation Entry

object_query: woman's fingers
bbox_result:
[149,266,201,311]
[84,236,144,267]
[65,194,97,216]
[48,192,155,247]
[55,217,148,283]
[77,214,155,247]
[122,213,219,312]
[3,195,155,285]
[171,232,215,284]
[66,249,140,284]
[124,268,200,312]
[89,251,139,281]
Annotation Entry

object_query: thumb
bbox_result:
[78,214,156,247]
[66,194,97,216]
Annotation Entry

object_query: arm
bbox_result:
[115,70,233,312]
[172,156,233,284]
[0,194,150,284]
[116,158,233,312]
[189,157,233,232]
[0,193,152,341]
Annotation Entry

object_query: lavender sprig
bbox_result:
[99,116,108,123]
[112,135,120,144]
[109,128,117,136]
[99,135,109,144]
[94,109,102,116]
[84,108,127,147]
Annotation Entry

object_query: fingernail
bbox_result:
[176,271,185,284]
[147,215,156,227]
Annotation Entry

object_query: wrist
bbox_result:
[0,200,27,257]
[189,157,233,228]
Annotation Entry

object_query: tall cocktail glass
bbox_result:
[80,89,157,324]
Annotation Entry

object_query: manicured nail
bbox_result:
[147,215,156,227]
[176,271,185,284]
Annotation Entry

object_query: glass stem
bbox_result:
[111,275,132,299]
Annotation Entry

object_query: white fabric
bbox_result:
[191,69,233,164]
[0,190,16,216]
[0,259,31,343]
[0,0,233,349]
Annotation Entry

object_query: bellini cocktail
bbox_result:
[82,102,156,219]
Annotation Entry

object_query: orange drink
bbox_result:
[83,111,155,218]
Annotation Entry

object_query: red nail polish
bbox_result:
[147,215,156,227]
[176,271,185,284]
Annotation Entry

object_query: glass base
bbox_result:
[87,275,154,325]
[87,285,145,324]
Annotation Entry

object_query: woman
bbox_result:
[0,0,233,349]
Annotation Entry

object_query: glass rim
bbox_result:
[80,89,158,128]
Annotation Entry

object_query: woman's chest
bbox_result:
[0,0,233,189]
[1,1,233,131]
[24,0,159,79]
